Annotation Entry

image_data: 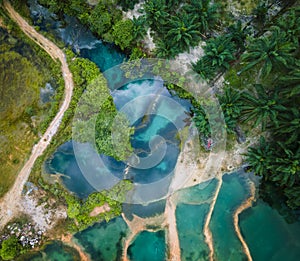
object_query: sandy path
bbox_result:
[0,0,74,229]
[165,195,181,261]
[233,180,255,261]
[203,176,223,261]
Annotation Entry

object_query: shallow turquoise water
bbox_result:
[74,217,128,261]
[177,179,218,204]
[128,230,166,261]
[209,173,250,261]
[21,241,80,261]
[240,200,300,261]
[176,203,210,261]
[175,179,217,261]
[27,2,300,261]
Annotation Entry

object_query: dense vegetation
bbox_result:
[0,236,21,260]
[70,51,134,160]
[192,2,300,210]
[5,0,300,220]
[0,7,64,197]
[36,0,137,52]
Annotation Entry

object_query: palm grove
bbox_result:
[25,0,300,210]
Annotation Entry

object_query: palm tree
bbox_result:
[278,66,300,98]
[270,143,300,187]
[240,28,296,78]
[192,56,216,80]
[273,107,300,145]
[240,84,287,131]
[204,35,236,70]
[252,2,269,31]
[155,40,177,58]
[246,136,275,177]
[142,0,169,29]
[284,186,300,209]
[132,16,147,41]
[182,0,219,34]
[165,12,201,53]
[274,7,300,46]
[218,87,242,133]
[227,21,249,52]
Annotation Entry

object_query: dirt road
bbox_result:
[0,0,74,228]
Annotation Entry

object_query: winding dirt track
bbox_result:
[0,0,74,228]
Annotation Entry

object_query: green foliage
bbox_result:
[73,74,134,161]
[0,236,21,260]
[164,12,201,53]
[240,28,296,78]
[217,87,242,133]
[142,0,169,29]
[0,51,42,119]
[274,7,300,46]
[246,136,275,177]
[182,0,219,34]
[192,105,211,138]
[68,53,100,86]
[227,20,249,51]
[118,0,140,11]
[284,186,300,209]
[240,84,287,131]
[193,35,236,79]
[64,180,133,231]
[112,19,134,50]
[132,16,148,42]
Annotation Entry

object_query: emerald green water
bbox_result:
[175,179,217,261]
[20,241,80,261]
[128,231,166,261]
[74,217,128,261]
[176,204,210,261]
[25,1,300,261]
[240,200,300,261]
[177,179,218,204]
[210,173,250,261]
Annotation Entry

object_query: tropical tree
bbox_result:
[193,35,236,79]
[182,0,219,34]
[274,7,300,46]
[142,0,169,29]
[252,1,269,31]
[165,12,201,53]
[240,28,296,78]
[240,84,287,130]
[227,20,249,52]
[155,40,177,58]
[246,136,275,177]
[278,66,300,98]
[284,186,300,209]
[132,16,147,41]
[273,107,300,144]
[218,87,242,133]
[204,35,236,70]
[192,56,216,80]
[270,143,300,187]
[112,19,134,50]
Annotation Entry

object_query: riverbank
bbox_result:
[0,0,74,229]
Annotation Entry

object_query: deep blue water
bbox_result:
[25,2,300,261]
